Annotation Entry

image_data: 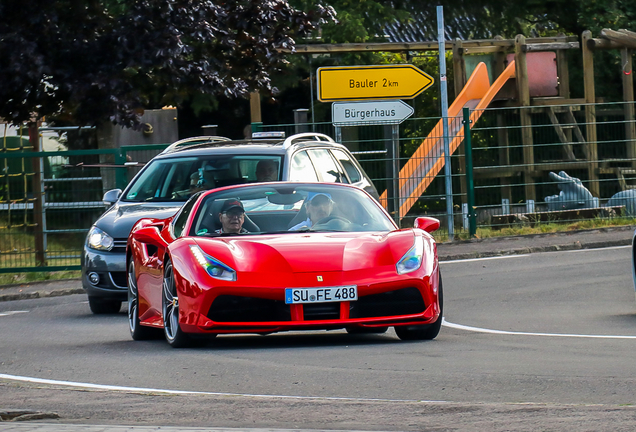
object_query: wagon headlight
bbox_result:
[86,226,114,251]
[190,245,236,281]
[396,236,424,275]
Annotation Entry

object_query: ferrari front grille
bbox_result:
[208,287,425,324]
[303,303,340,321]
[208,295,291,322]
[350,287,425,318]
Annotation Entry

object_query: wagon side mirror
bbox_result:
[132,226,167,247]
[103,189,122,206]
[414,217,440,233]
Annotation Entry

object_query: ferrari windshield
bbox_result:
[122,155,283,202]
[189,184,395,236]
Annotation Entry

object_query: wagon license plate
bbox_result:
[285,285,358,304]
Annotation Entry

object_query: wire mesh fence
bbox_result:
[466,101,636,232]
[2,100,636,273]
[0,128,169,273]
[264,101,636,237]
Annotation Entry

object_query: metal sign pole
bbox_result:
[437,5,454,241]
[392,124,400,225]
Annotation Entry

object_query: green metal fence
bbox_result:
[2,100,636,273]
[0,131,169,273]
[465,101,636,232]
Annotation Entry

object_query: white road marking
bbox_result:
[0,373,447,403]
[0,311,28,317]
[442,254,529,264]
[442,318,636,339]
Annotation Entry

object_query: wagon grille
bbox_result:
[111,239,128,253]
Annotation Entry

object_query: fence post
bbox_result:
[527,199,535,213]
[462,107,476,237]
[502,199,510,215]
[293,109,309,134]
[29,123,46,267]
[114,148,127,190]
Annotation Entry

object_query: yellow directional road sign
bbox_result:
[317,64,434,102]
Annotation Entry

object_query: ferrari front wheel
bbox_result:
[128,260,156,340]
[395,272,444,341]
[162,260,191,348]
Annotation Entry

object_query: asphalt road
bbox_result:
[2,246,636,431]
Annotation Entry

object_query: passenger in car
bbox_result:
[190,163,216,194]
[289,193,333,231]
[255,159,278,182]
[216,199,249,234]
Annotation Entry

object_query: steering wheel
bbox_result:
[312,215,352,230]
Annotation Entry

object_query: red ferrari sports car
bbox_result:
[126,182,442,347]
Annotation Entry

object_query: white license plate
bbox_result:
[285,285,358,304]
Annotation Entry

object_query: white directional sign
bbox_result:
[332,100,414,126]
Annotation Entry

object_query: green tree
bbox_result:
[0,0,334,127]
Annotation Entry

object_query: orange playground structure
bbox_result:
[378,60,517,216]
[293,31,636,218]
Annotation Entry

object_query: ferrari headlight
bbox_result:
[396,236,424,275]
[86,226,114,251]
[189,245,236,281]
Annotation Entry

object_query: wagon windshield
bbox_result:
[189,184,395,236]
[122,155,283,202]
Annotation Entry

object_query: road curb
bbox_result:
[439,238,632,261]
[0,288,85,303]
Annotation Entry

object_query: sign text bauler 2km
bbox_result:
[317,64,434,102]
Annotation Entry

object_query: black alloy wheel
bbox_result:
[162,260,191,348]
[128,260,157,340]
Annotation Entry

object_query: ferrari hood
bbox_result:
[192,231,416,273]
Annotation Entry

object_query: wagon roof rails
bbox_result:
[160,136,232,154]
[282,133,335,149]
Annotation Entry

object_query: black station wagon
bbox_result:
[82,132,379,314]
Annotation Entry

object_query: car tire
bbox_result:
[128,260,157,340]
[346,326,389,334]
[395,271,444,341]
[162,260,191,348]
[88,296,122,314]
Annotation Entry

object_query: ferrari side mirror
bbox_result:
[132,226,166,247]
[414,217,440,233]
